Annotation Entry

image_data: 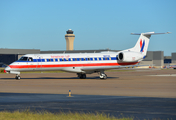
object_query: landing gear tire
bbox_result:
[100,74,107,79]
[77,73,86,79]
[81,74,86,79]
[15,75,21,80]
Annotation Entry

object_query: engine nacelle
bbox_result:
[117,51,144,62]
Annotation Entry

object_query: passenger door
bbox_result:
[36,56,42,70]
[27,57,34,70]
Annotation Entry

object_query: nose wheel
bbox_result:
[15,75,21,80]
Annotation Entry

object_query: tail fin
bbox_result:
[128,32,170,56]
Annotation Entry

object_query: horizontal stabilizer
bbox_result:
[131,32,171,36]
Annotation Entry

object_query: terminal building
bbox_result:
[0,29,175,68]
[172,53,176,64]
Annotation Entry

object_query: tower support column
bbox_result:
[65,29,75,50]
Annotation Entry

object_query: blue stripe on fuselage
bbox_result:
[16,57,118,62]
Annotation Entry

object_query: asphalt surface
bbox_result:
[0,93,176,120]
[0,69,176,119]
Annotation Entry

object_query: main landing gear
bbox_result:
[77,70,107,79]
[15,75,21,80]
[99,71,107,79]
[100,73,107,79]
[77,73,86,79]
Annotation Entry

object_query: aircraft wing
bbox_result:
[81,65,141,71]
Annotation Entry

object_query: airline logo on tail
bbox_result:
[140,39,145,52]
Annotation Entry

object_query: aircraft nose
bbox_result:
[4,66,11,73]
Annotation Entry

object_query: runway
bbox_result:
[0,69,176,119]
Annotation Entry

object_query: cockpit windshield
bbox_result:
[19,57,28,61]
[18,57,33,61]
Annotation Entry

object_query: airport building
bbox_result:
[164,56,172,64]
[172,53,176,64]
[140,51,164,67]
[65,29,75,50]
[0,49,40,67]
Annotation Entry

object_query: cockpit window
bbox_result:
[19,57,33,61]
[19,57,28,61]
[28,57,33,61]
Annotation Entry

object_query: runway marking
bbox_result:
[148,74,176,76]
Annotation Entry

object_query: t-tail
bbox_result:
[127,32,170,56]
[118,32,170,62]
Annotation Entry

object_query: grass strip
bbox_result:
[0,110,133,120]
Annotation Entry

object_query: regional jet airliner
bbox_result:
[4,32,170,80]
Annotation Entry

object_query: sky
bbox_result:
[0,0,175,56]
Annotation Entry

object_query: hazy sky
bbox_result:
[0,0,175,56]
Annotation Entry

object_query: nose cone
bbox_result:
[5,66,11,73]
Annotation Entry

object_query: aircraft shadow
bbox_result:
[0,77,118,80]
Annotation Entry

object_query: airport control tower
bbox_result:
[65,29,75,50]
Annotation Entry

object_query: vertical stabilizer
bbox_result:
[127,32,170,56]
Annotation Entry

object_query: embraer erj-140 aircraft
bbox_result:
[4,32,170,80]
